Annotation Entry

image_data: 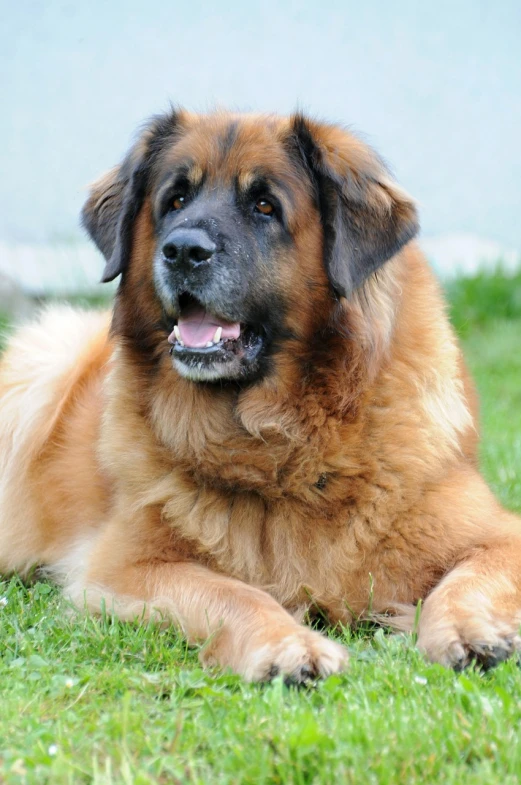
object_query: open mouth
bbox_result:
[167,293,263,381]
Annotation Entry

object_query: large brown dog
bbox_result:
[1,109,520,681]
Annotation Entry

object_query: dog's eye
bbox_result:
[172,195,186,211]
[255,198,275,216]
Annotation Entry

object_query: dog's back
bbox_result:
[0,306,111,575]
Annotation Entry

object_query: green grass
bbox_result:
[448,270,521,513]
[447,268,521,338]
[2,271,521,784]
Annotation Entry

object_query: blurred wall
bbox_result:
[1,0,520,251]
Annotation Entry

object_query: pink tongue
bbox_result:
[170,304,241,348]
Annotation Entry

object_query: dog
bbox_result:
[1,108,520,682]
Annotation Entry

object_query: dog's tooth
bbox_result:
[213,326,222,344]
[173,325,181,342]
[205,341,213,348]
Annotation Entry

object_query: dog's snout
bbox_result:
[162,228,216,267]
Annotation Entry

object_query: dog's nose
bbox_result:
[162,228,216,267]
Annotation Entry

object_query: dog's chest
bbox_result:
[162,463,395,616]
[151,386,415,612]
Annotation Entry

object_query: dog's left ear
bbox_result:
[82,111,181,283]
[288,114,419,298]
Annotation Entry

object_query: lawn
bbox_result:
[1,271,521,784]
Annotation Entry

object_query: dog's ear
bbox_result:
[82,111,181,283]
[82,139,153,283]
[288,114,419,298]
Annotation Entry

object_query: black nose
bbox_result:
[162,228,216,266]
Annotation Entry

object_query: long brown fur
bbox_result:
[1,110,520,680]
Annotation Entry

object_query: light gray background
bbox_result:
[1,1,520,288]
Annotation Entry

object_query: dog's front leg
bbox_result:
[67,514,348,683]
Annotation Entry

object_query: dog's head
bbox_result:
[83,109,418,384]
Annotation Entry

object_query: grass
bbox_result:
[448,270,521,513]
[2,270,521,784]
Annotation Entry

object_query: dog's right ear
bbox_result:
[82,111,181,283]
[81,142,151,283]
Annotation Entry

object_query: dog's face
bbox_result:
[83,110,418,384]
[150,115,318,382]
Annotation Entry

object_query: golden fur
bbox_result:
[1,110,520,680]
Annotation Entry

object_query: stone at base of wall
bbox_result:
[0,272,34,321]
[0,235,519,299]
[421,233,521,278]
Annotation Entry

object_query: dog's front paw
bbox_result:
[201,625,348,683]
[418,595,521,670]
[245,628,349,684]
